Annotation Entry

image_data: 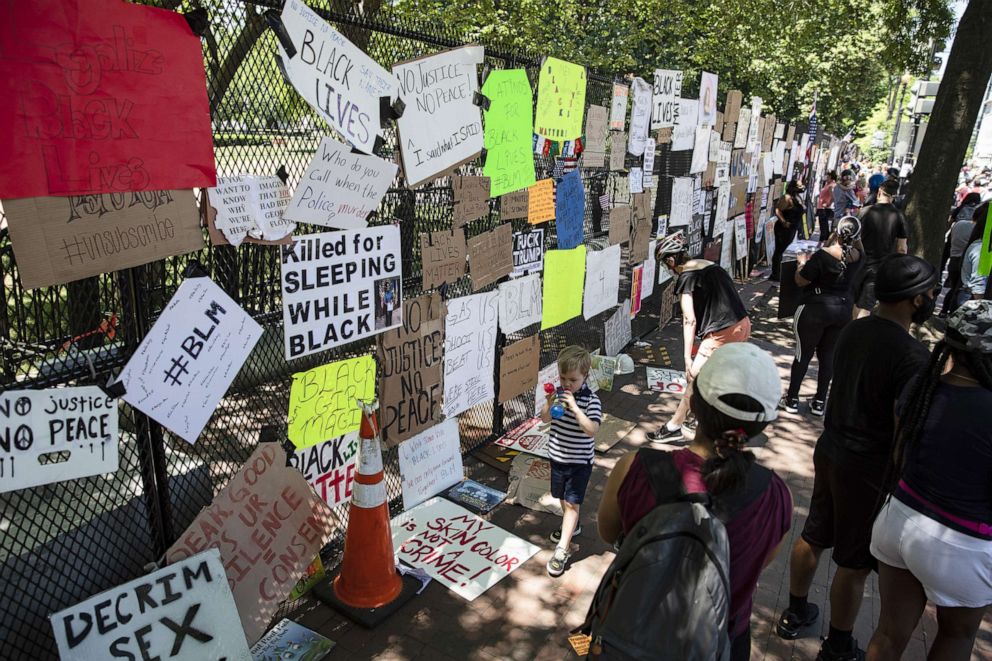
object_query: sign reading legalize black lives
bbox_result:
[281,226,403,359]
[51,549,251,660]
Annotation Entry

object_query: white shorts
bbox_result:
[871,497,992,608]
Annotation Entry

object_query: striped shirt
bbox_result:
[548,385,603,464]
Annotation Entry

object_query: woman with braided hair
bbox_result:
[867,301,992,661]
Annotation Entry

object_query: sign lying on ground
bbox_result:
[494,417,549,458]
[647,367,687,393]
[398,418,463,510]
[250,619,335,660]
[290,432,360,509]
[288,354,376,449]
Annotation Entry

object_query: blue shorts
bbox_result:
[550,460,593,505]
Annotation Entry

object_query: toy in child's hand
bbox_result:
[545,383,567,419]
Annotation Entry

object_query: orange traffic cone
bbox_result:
[331,401,403,608]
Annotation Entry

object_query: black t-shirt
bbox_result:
[858,203,908,266]
[778,198,804,227]
[821,315,928,458]
[799,249,855,302]
[675,261,747,337]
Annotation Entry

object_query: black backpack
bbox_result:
[579,448,773,660]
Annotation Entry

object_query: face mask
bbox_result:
[912,295,936,325]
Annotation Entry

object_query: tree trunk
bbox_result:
[904,0,992,265]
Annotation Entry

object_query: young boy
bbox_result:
[540,345,602,577]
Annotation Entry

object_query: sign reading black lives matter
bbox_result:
[51,548,251,660]
[282,226,403,359]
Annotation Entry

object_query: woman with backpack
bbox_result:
[595,344,792,660]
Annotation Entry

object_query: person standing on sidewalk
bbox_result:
[832,170,860,221]
[771,181,806,281]
[940,193,981,316]
[852,180,909,318]
[817,171,838,239]
[775,254,938,661]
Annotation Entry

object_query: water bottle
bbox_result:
[544,383,566,419]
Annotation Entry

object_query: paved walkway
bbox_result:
[289,275,991,660]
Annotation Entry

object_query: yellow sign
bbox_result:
[527,178,556,225]
[535,57,587,141]
[541,246,586,330]
[288,355,377,448]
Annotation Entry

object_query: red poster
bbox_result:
[0,0,216,199]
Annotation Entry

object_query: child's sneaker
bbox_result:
[546,547,570,577]
[550,525,582,543]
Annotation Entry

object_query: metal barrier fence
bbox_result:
[0,2,726,658]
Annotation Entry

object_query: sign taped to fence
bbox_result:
[670,177,694,227]
[0,0,216,199]
[528,178,555,224]
[498,273,542,334]
[672,99,699,151]
[208,175,295,246]
[393,46,484,188]
[608,205,631,245]
[288,354,376,448]
[281,226,403,359]
[443,291,499,418]
[535,57,586,141]
[166,444,335,644]
[452,175,491,227]
[628,77,653,155]
[399,418,464,511]
[51,548,250,660]
[583,245,621,320]
[511,229,544,277]
[421,229,466,290]
[604,299,633,356]
[482,69,537,197]
[286,137,397,229]
[499,334,540,403]
[290,432,360,509]
[698,72,719,127]
[0,387,118,494]
[609,84,629,131]
[541,247,586,330]
[379,293,445,446]
[468,223,514,291]
[392,497,540,601]
[583,105,609,167]
[117,277,262,445]
[610,132,628,171]
[2,190,204,290]
[651,69,683,129]
[278,0,397,154]
[555,170,585,250]
[501,189,530,220]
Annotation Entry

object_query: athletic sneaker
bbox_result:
[781,396,800,414]
[815,637,865,661]
[546,547,570,577]
[776,603,819,639]
[550,525,582,543]
[810,399,826,416]
[649,426,685,443]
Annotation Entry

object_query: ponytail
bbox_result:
[690,391,770,495]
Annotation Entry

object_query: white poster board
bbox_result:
[641,240,657,302]
[734,216,748,258]
[628,167,644,194]
[494,417,550,458]
[0,387,118,494]
[443,291,499,417]
[289,432,360,509]
[498,272,542,334]
[609,83,629,130]
[721,221,734,271]
[583,244,621,320]
[209,175,295,246]
[671,99,698,151]
[670,176,694,227]
[646,367,688,394]
[398,418,463,510]
[698,71,718,127]
[734,108,751,149]
[627,77,652,155]
[534,363,560,417]
[391,497,540,600]
[715,142,732,186]
[690,126,710,174]
[714,183,730,236]
[765,219,777,265]
[643,138,656,176]
[51,549,251,660]
[117,278,262,444]
[393,46,485,187]
[281,226,403,359]
[604,299,633,357]
[651,69,683,129]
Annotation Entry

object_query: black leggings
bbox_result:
[771,222,798,280]
[788,299,851,400]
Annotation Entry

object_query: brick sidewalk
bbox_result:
[288,276,992,660]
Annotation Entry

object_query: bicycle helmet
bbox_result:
[656,231,687,257]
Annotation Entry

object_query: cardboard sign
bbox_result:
[734,108,751,149]
[394,46,484,188]
[511,229,544,277]
[3,190,203,290]
[499,334,540,403]
[541,247,586,330]
[51,549,249,660]
[535,57,586,140]
[399,418,463,510]
[495,417,549,457]
[290,432,359,509]
[0,387,118,494]
[281,226,403,359]
[609,84,629,131]
[527,178,556,224]
[250,619,335,660]
[0,0,214,198]
[647,367,688,393]
[166,444,335,643]
[630,213,652,264]
[288,355,376,448]
[286,137,397,229]
[604,299,632,356]
[628,77,653,155]
[482,69,537,197]
[501,189,530,220]
[698,72,719,127]
[608,205,632,245]
[420,229,466,290]
[468,223,513,291]
[443,291,499,417]
[583,105,609,167]
[589,354,618,393]
[452,175,491,227]
[278,0,397,154]
[630,266,644,317]
[583,245,621,320]
[555,170,585,249]
[498,273,542,334]
[117,277,261,445]
[208,175,295,246]
[672,99,699,151]
[506,453,559,514]
[610,132,628,171]
[379,294,445,446]
[651,69,683,129]
[202,191,292,248]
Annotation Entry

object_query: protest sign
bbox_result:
[444,480,506,515]
[392,497,540,600]
[643,139,657,176]
[420,229,466,290]
[608,205,632,245]
[2,190,203,290]
[584,105,609,167]
[0,387,118,494]
[527,179,556,224]
[762,114,776,151]
[288,354,376,448]
[52,549,249,660]
[690,127,710,174]
[468,224,513,291]
[399,418,463,510]
[647,367,688,393]
[734,216,748,259]
[630,266,644,317]
[443,291,499,417]
[715,142,732,186]
[672,99,699,151]
[714,183,730,236]
[208,175,295,246]
[0,0,214,199]
[203,191,292,249]
[452,175,491,227]
[541,247,586,330]
[660,277,677,324]
[534,364,560,417]
[630,212,652,264]
[511,229,544,276]
[709,130,721,163]
[610,132,628,171]
[555,170,585,250]
[499,335,540,403]
[651,69,683,129]
[498,273,542,334]
[765,219,777,265]
[506,453,560,514]
[535,57,586,140]
[658,262,674,286]
[394,46,484,188]
[604,299,633,356]
[495,417,549,457]
[730,180,748,217]
[583,245,621,319]
[278,0,397,154]
[117,277,261,445]
[746,97,763,152]
[166,444,335,643]
[734,108,751,149]
[285,137,397,229]
[281,226,402,359]
[628,167,644,195]
[688,212,705,258]
[501,189,530,220]
[589,354,618,392]
[290,432,359,509]
[609,84,629,130]
[628,77,653,155]
[379,294,445,446]
[670,177,694,227]
[482,69,537,197]
[250,619,335,660]
[698,72,719,127]
[721,222,734,271]
[642,240,657,302]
